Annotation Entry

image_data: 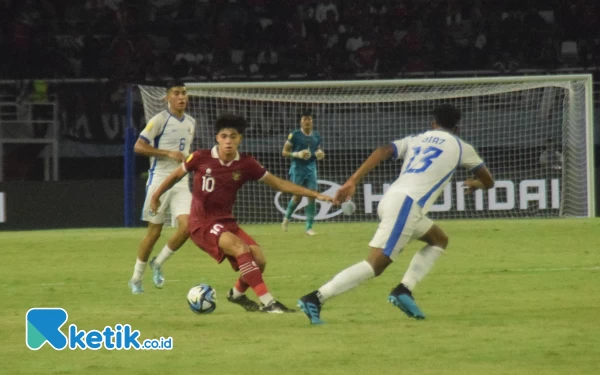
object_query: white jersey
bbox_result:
[389,130,484,214]
[139,110,195,187]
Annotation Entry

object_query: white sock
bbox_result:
[154,245,175,267]
[258,293,274,306]
[401,245,444,291]
[231,286,244,298]
[318,261,375,303]
[131,259,147,282]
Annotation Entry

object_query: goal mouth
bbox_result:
[136,75,594,223]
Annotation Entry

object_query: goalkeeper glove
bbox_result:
[292,150,311,160]
[315,149,325,160]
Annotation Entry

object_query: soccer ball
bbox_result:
[341,200,356,215]
[187,284,217,314]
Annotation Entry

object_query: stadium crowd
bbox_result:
[0,0,599,80]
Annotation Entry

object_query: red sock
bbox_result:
[236,252,268,297]
[234,278,249,293]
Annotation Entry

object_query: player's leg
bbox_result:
[305,171,318,235]
[285,194,302,219]
[129,222,163,294]
[149,188,192,288]
[298,246,388,324]
[230,243,266,294]
[388,217,443,319]
[219,230,294,313]
[149,214,189,288]
[389,221,447,305]
[130,186,168,294]
[298,194,417,323]
[282,173,304,231]
[403,222,447,291]
[227,243,265,312]
[187,222,258,309]
[218,232,275,305]
[226,227,265,311]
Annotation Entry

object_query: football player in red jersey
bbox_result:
[150,114,333,313]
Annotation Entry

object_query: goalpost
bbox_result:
[134,75,595,225]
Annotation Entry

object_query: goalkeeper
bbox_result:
[281,110,324,236]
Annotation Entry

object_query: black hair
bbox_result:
[166,80,185,92]
[215,113,248,135]
[300,109,314,119]
[432,104,461,130]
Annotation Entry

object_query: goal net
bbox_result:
[137,75,595,224]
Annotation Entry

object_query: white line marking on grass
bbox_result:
[471,266,600,275]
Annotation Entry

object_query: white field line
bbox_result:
[1,266,599,288]
[495,266,600,272]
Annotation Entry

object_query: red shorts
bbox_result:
[189,220,258,271]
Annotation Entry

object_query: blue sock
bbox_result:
[285,199,300,219]
[306,200,315,230]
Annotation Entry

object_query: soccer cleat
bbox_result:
[388,284,425,320]
[128,279,144,294]
[149,257,164,289]
[226,289,261,312]
[282,218,289,232]
[261,300,297,314]
[297,291,324,324]
[305,229,317,236]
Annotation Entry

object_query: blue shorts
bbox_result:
[290,172,317,190]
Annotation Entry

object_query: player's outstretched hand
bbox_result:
[316,193,333,202]
[334,181,356,205]
[315,149,325,160]
[167,151,186,163]
[149,195,161,215]
[463,178,483,194]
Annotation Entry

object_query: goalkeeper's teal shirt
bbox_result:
[286,129,321,175]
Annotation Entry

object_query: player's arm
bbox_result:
[282,133,310,160]
[149,166,188,213]
[281,141,294,157]
[134,138,185,163]
[460,143,494,193]
[334,144,395,204]
[315,134,325,160]
[348,144,394,183]
[464,166,494,193]
[261,173,332,202]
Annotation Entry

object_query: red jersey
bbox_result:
[184,146,267,231]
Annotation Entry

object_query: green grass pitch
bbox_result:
[2,219,600,374]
